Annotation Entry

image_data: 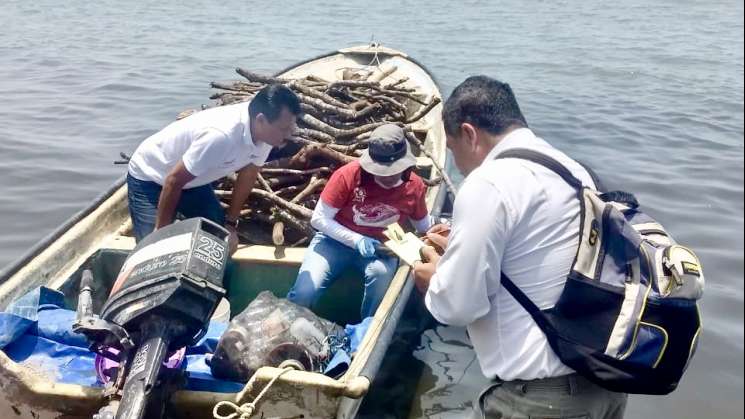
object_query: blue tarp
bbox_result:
[0,287,371,393]
[0,287,242,392]
[322,316,373,377]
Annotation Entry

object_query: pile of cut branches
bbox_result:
[207,66,448,247]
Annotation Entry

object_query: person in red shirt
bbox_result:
[287,124,432,318]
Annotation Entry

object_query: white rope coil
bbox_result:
[213,360,303,419]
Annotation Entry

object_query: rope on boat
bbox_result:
[212,360,304,419]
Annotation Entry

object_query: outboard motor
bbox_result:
[74,218,230,419]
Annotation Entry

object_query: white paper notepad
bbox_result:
[383,223,425,266]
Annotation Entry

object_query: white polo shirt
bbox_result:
[425,128,596,381]
[128,102,272,189]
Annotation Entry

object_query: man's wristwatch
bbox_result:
[225,217,239,230]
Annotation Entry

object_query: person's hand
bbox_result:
[427,223,451,236]
[423,223,451,255]
[356,237,381,258]
[413,245,440,294]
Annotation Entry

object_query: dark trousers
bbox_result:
[470,373,628,419]
[126,173,225,242]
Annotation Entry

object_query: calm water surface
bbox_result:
[1,1,742,418]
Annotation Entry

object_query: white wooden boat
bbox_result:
[0,44,448,419]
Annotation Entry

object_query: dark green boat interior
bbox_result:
[59,248,367,327]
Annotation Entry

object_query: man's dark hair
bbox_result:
[442,76,528,137]
[249,83,301,122]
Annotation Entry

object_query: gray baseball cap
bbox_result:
[358,124,417,176]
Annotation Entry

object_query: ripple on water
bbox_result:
[0,1,742,418]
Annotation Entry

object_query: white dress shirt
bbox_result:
[425,128,596,381]
[128,102,271,188]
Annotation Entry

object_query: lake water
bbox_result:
[0,1,742,418]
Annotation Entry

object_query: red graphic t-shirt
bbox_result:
[320,161,428,241]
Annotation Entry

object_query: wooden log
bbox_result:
[274,184,306,198]
[299,103,327,122]
[272,221,285,246]
[210,81,263,92]
[305,75,330,84]
[326,80,427,105]
[349,91,406,114]
[287,136,360,154]
[326,87,358,103]
[300,114,386,139]
[349,99,372,111]
[371,94,407,112]
[216,175,303,192]
[384,77,409,89]
[297,93,380,121]
[210,91,252,101]
[262,156,293,169]
[257,174,274,192]
[367,65,397,82]
[235,68,286,85]
[265,174,308,189]
[291,175,327,204]
[260,167,331,176]
[274,208,314,237]
[295,128,334,143]
[290,81,351,109]
[212,93,251,105]
[405,97,442,124]
[251,188,312,219]
[404,130,457,196]
[289,144,356,167]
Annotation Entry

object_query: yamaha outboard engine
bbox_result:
[74,218,230,419]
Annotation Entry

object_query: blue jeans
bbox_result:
[287,233,399,319]
[127,173,225,242]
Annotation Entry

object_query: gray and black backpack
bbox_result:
[496,149,704,395]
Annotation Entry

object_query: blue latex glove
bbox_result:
[355,237,380,258]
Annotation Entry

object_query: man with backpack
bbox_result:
[412,76,629,418]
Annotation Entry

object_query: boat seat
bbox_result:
[103,235,307,266]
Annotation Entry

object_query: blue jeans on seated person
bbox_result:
[287,233,399,319]
[127,173,225,242]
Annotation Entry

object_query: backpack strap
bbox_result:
[499,272,554,331]
[495,148,585,323]
[577,160,606,193]
[496,149,584,191]
[599,190,639,208]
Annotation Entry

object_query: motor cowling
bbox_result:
[101,217,230,350]
[74,218,230,419]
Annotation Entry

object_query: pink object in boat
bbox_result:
[95,346,187,383]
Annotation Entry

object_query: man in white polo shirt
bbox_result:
[127,84,300,247]
[413,76,627,418]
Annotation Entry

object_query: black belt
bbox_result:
[494,373,594,396]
